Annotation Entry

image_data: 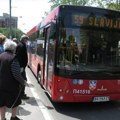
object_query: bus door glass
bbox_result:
[44,26,55,90]
[30,41,37,69]
[48,38,55,82]
[44,27,50,87]
[27,40,32,67]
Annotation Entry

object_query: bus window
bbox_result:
[57,27,120,72]
[57,28,87,66]
[37,39,44,57]
[30,41,37,54]
[48,38,55,81]
[49,21,56,39]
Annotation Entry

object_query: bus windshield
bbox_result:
[56,27,120,77]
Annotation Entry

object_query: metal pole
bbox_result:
[9,0,12,39]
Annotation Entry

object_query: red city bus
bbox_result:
[27,5,120,102]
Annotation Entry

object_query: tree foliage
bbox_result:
[0,27,23,40]
[49,0,120,11]
[49,0,91,10]
[107,0,120,10]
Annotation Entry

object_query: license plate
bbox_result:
[93,96,110,102]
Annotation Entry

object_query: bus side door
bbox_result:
[44,27,54,94]
[44,27,49,90]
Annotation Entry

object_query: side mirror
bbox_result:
[49,21,56,39]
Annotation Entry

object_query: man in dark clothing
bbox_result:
[16,34,29,100]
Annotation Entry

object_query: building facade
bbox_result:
[0,13,18,28]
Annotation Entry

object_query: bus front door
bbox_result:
[44,28,49,90]
[44,27,54,94]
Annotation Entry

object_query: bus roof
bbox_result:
[26,5,120,35]
[26,23,40,36]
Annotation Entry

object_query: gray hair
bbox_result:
[3,39,17,51]
[20,34,29,41]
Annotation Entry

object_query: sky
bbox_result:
[0,0,51,33]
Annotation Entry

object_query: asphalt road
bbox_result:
[6,67,120,120]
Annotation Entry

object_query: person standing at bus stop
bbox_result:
[0,40,26,120]
[16,34,30,100]
[0,33,6,54]
[12,38,18,44]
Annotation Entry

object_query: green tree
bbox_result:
[106,0,120,10]
[49,0,120,11]
[0,27,23,40]
[89,0,120,10]
[49,0,91,10]
[44,0,119,21]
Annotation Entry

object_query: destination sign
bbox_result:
[72,14,120,29]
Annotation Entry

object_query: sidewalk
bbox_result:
[6,84,45,120]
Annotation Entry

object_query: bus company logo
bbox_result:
[89,80,97,91]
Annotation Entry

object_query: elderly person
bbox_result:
[12,38,18,44]
[0,33,6,54]
[0,40,26,120]
[16,34,29,100]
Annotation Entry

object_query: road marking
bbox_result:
[26,74,54,120]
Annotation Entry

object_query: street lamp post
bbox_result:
[9,0,12,39]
